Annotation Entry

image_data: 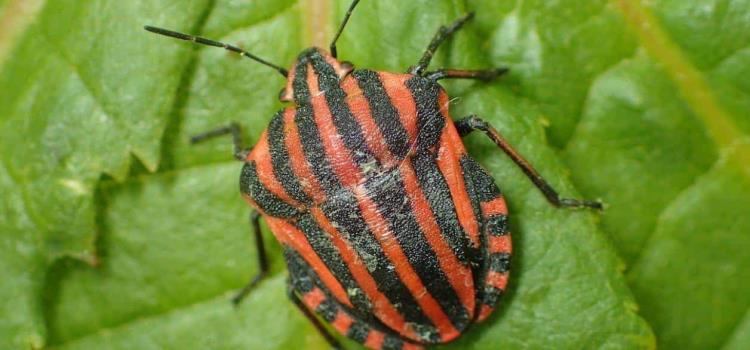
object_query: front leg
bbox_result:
[425,68,508,82]
[455,116,603,210]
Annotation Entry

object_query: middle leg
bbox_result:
[231,211,270,305]
[190,122,249,161]
[456,115,603,209]
[425,68,508,81]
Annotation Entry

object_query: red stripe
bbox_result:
[402,342,425,350]
[330,311,355,335]
[249,131,303,208]
[488,234,512,254]
[310,208,416,340]
[477,304,494,322]
[436,125,482,248]
[399,162,475,317]
[283,108,326,203]
[485,271,510,291]
[380,72,418,144]
[308,66,361,189]
[340,75,397,166]
[307,68,459,340]
[364,331,385,349]
[265,216,353,308]
[302,287,327,310]
[481,196,508,217]
[355,186,460,341]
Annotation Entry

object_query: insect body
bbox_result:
[146,1,601,349]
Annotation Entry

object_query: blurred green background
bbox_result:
[1,0,748,349]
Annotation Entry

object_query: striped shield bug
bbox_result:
[145,1,602,349]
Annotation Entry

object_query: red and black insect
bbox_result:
[146,1,601,349]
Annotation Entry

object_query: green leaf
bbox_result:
[0,0,213,347]
[628,147,750,349]
[560,0,750,348]
[27,0,750,348]
[725,311,750,350]
[48,164,322,349]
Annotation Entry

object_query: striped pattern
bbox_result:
[242,48,511,347]
[460,155,512,321]
[285,247,423,350]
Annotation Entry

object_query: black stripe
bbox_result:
[292,60,342,197]
[460,155,502,202]
[284,247,315,293]
[364,168,470,334]
[486,214,509,236]
[291,52,435,333]
[406,76,445,152]
[347,322,370,343]
[306,53,467,333]
[308,51,381,175]
[459,153,487,288]
[352,69,410,159]
[293,52,432,334]
[320,190,436,334]
[267,111,311,205]
[488,252,511,273]
[481,286,503,306]
[460,155,484,242]
[285,246,407,346]
[382,336,404,350]
[296,214,372,316]
[411,151,471,264]
[316,298,338,322]
[461,154,502,287]
[239,162,299,218]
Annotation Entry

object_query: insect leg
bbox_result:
[287,285,343,350]
[189,122,249,161]
[330,0,362,58]
[410,12,475,76]
[425,68,508,82]
[455,115,603,210]
[231,211,269,305]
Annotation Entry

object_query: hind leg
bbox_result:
[287,284,342,350]
[456,115,602,209]
[189,126,269,305]
[284,248,423,350]
[461,156,512,321]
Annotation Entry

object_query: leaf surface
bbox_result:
[20,0,750,348]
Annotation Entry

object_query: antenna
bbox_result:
[144,25,288,77]
[329,0,361,58]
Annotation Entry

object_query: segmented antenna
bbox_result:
[330,0,362,58]
[144,25,288,77]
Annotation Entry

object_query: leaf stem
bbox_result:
[616,0,749,172]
